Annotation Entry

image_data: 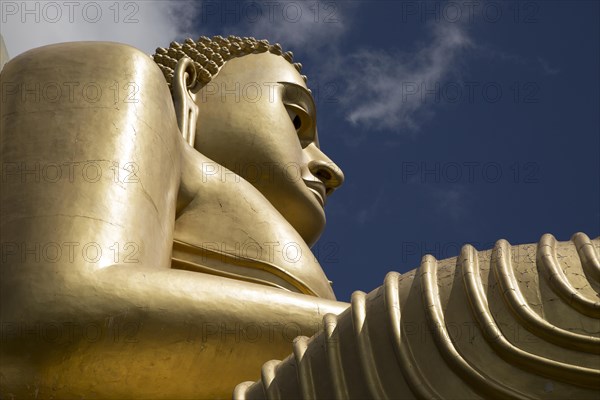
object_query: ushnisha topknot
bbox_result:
[152,35,307,90]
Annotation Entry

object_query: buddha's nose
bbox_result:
[307,150,345,196]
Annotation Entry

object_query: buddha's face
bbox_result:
[193,52,344,246]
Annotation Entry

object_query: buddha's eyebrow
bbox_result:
[278,81,316,117]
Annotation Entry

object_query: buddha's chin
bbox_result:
[290,200,326,248]
[262,183,327,247]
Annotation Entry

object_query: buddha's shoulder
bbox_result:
[2,41,165,90]
[8,41,150,64]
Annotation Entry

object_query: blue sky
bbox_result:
[2,1,598,302]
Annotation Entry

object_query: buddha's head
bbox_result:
[153,36,344,247]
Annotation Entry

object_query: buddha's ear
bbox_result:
[172,57,199,147]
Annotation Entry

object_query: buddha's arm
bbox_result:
[236,233,600,400]
[1,262,347,398]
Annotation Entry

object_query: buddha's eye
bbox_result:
[293,114,302,130]
[286,107,304,131]
[286,105,314,148]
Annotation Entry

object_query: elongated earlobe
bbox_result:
[173,57,199,147]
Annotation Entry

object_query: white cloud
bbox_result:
[0,0,201,58]
[0,1,473,137]
[230,1,356,57]
[342,22,472,132]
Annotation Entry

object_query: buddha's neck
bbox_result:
[172,147,335,299]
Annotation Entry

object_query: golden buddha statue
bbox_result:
[0,35,598,399]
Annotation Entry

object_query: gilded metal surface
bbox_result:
[235,233,600,399]
[0,39,346,398]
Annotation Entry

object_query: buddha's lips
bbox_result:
[303,179,326,207]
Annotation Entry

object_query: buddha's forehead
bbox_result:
[212,52,308,90]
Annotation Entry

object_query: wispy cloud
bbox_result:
[356,188,385,225]
[537,57,560,75]
[2,1,472,138]
[341,22,472,132]
[1,0,201,58]
[232,1,356,56]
